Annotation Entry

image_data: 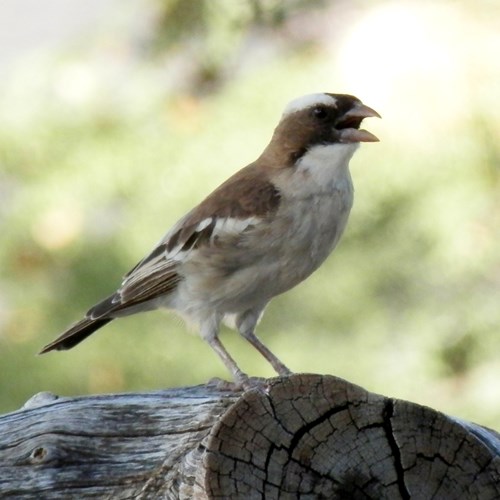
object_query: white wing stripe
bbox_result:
[167,216,260,261]
[124,215,263,282]
[212,216,259,237]
[196,217,213,231]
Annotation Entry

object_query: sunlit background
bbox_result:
[0,0,499,427]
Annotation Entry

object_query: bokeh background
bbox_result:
[0,0,499,427]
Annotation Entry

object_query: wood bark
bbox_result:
[0,374,498,499]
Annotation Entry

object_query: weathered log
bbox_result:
[0,374,498,499]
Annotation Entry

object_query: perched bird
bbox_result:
[40,93,380,385]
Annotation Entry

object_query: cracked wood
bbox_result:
[0,374,498,498]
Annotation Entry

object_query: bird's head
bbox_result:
[261,93,380,168]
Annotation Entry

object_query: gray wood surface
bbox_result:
[0,374,498,499]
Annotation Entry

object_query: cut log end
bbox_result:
[1,374,499,499]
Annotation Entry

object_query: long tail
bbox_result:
[38,317,113,354]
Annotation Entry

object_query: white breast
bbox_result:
[171,142,356,321]
[283,143,358,197]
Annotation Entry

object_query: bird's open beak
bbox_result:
[336,103,381,143]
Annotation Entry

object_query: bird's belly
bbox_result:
[173,191,352,320]
[261,195,352,293]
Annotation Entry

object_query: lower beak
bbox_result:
[339,128,379,143]
[337,103,381,143]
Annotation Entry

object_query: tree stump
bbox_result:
[0,374,498,499]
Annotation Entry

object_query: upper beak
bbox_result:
[336,102,381,143]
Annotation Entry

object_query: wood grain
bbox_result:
[0,375,498,499]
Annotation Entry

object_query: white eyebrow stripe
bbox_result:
[282,93,337,117]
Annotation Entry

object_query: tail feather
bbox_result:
[39,317,113,354]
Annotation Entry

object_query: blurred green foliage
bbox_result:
[0,0,499,427]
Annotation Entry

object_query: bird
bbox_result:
[39,92,380,386]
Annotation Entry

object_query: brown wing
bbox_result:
[39,165,281,353]
[91,164,281,318]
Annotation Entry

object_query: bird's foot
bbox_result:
[275,365,293,377]
[207,375,271,392]
[207,377,242,391]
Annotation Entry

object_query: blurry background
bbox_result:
[0,0,499,427]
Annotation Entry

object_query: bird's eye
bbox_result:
[312,106,329,120]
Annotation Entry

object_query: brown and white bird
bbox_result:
[40,93,380,385]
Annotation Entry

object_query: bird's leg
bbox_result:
[236,309,292,377]
[207,335,248,384]
[201,321,248,385]
[241,329,292,376]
